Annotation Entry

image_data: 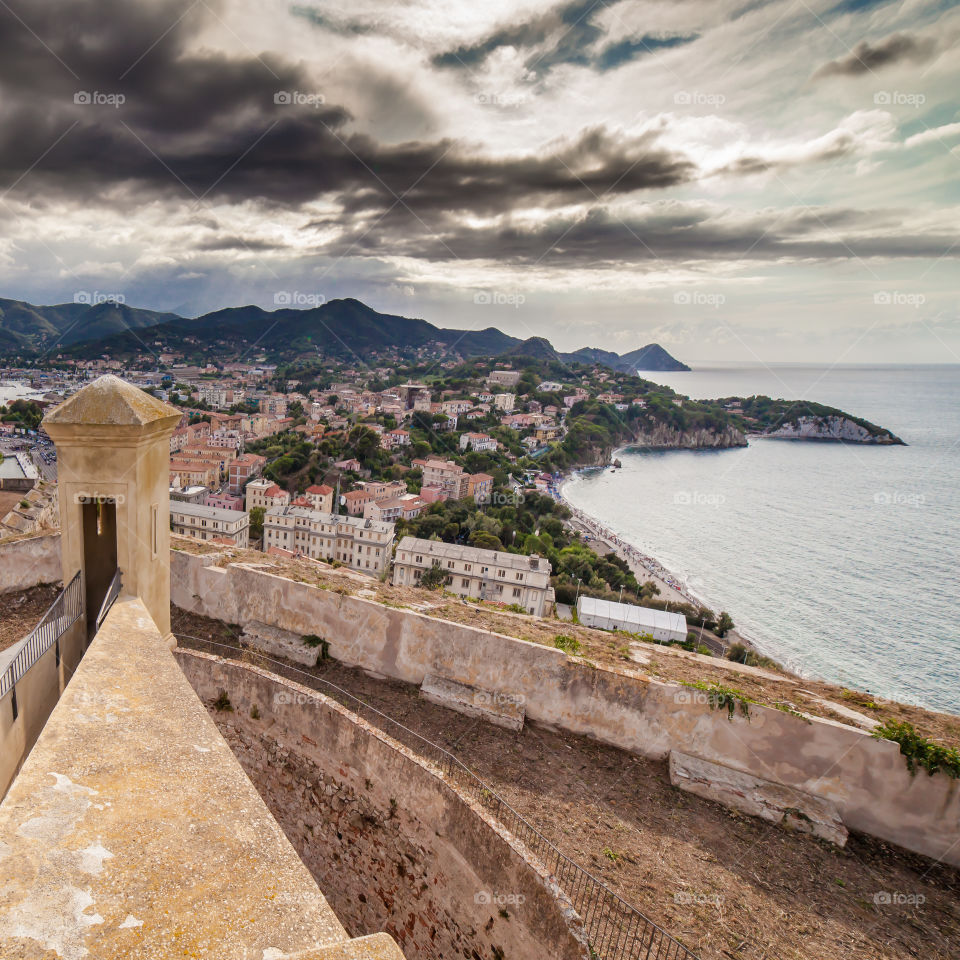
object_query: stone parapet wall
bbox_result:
[176,648,591,960]
[0,532,61,594]
[171,549,960,868]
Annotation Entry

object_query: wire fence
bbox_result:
[0,571,83,701]
[176,634,701,960]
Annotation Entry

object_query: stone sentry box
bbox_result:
[43,375,181,639]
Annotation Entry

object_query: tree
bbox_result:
[716,611,734,638]
[417,562,448,590]
[469,530,503,551]
[249,507,265,541]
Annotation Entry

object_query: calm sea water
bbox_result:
[0,382,43,405]
[562,363,960,714]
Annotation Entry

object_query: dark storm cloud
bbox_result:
[195,237,287,252]
[813,32,941,78]
[325,205,960,266]
[432,0,676,76]
[0,0,693,217]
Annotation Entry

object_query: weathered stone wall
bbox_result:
[171,550,960,868]
[176,649,591,960]
[0,532,61,594]
[0,617,85,800]
[0,597,389,960]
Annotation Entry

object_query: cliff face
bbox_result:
[761,416,904,444]
[629,424,747,450]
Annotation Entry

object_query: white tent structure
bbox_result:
[576,597,687,643]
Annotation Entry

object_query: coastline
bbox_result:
[554,455,770,661]
[554,460,701,608]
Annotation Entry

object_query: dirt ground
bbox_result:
[172,606,960,960]
[0,583,61,651]
[171,540,960,749]
[0,489,26,519]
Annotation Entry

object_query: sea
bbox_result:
[561,363,960,715]
[0,381,43,405]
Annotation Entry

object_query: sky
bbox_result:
[0,0,958,363]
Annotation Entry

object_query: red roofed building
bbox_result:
[228,453,266,494]
[304,484,334,512]
[341,489,373,516]
[468,473,494,503]
[245,478,291,511]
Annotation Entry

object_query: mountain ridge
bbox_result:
[0,295,691,372]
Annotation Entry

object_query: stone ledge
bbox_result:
[669,750,848,846]
[0,596,355,958]
[242,618,318,666]
[290,933,407,959]
[421,673,525,731]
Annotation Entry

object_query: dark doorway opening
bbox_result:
[82,498,118,637]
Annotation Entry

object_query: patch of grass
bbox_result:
[682,680,752,721]
[212,690,233,712]
[303,634,331,659]
[554,634,582,655]
[873,719,960,778]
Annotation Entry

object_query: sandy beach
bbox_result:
[555,472,768,660]
[554,477,693,607]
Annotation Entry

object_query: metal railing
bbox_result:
[0,571,83,700]
[177,634,700,960]
[94,569,122,634]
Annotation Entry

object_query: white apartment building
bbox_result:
[493,393,516,412]
[459,432,498,452]
[392,537,554,616]
[198,385,245,409]
[170,500,250,548]
[263,506,395,577]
